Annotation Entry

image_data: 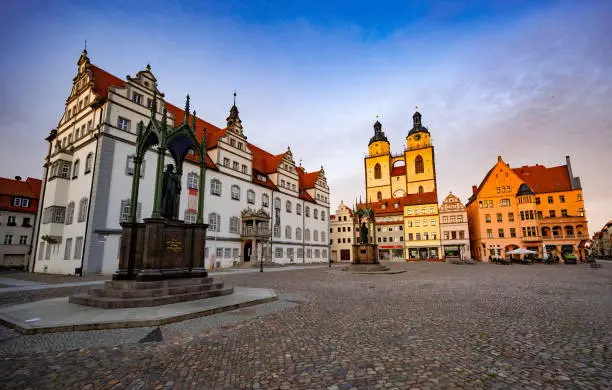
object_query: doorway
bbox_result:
[243,241,252,262]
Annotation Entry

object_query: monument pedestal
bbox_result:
[346,244,390,272]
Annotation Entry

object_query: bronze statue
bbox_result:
[360,221,369,244]
[161,164,181,220]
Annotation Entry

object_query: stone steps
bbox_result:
[88,281,224,299]
[69,285,234,309]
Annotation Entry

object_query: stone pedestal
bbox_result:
[352,244,379,264]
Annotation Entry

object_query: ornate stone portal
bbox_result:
[70,95,233,308]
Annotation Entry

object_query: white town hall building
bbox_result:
[32,50,330,275]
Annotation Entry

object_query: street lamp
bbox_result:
[260,242,264,272]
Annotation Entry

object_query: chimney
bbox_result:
[497,155,503,163]
[14,176,21,181]
[472,185,478,195]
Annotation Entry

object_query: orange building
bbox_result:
[467,156,588,262]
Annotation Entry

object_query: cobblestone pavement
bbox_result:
[0,263,610,389]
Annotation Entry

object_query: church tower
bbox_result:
[404,110,437,194]
[365,119,392,201]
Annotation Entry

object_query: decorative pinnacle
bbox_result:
[146,63,151,71]
[233,90,237,106]
[184,94,190,123]
[162,107,168,128]
[192,110,197,131]
[150,93,157,117]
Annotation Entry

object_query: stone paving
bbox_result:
[0,262,610,389]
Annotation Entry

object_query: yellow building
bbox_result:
[364,111,440,260]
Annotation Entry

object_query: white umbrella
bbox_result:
[506,248,538,255]
[542,242,548,260]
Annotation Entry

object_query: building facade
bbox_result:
[330,201,355,262]
[363,111,441,260]
[439,193,470,260]
[0,176,41,268]
[33,50,330,275]
[592,221,611,258]
[466,156,588,262]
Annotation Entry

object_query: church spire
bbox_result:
[368,116,389,146]
[226,90,243,135]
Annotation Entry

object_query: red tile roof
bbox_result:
[391,165,406,176]
[90,65,126,99]
[297,167,320,189]
[0,177,42,213]
[357,191,438,216]
[248,143,284,174]
[512,164,572,194]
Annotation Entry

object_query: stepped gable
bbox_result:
[512,164,572,193]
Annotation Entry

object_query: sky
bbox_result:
[0,0,610,234]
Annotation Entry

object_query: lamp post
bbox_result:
[260,242,264,272]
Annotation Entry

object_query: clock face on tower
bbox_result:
[414,134,421,141]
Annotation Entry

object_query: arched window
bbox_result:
[274,197,281,210]
[374,163,382,179]
[313,230,319,242]
[296,203,302,215]
[552,226,562,237]
[305,206,310,217]
[273,224,280,237]
[72,160,80,179]
[247,189,255,204]
[285,225,292,239]
[85,153,93,173]
[565,226,574,237]
[321,231,326,242]
[377,191,382,201]
[418,186,424,194]
[286,200,292,213]
[78,198,88,222]
[304,229,311,241]
[208,212,220,232]
[321,210,325,220]
[314,209,319,219]
[65,202,75,225]
[231,185,240,200]
[262,193,269,207]
[415,155,424,174]
[296,227,302,240]
[210,179,222,195]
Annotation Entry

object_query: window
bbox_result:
[296,227,302,240]
[374,163,382,179]
[497,213,503,222]
[241,164,248,174]
[72,159,80,178]
[22,217,31,227]
[87,120,93,131]
[146,98,153,108]
[431,219,436,226]
[415,155,424,174]
[498,228,504,238]
[38,242,45,260]
[262,194,269,207]
[459,231,465,239]
[305,206,310,217]
[117,117,131,131]
[487,229,493,238]
[232,161,239,171]
[224,248,231,258]
[296,204,302,215]
[423,219,428,226]
[496,187,500,193]
[273,224,280,238]
[415,233,421,240]
[74,237,83,259]
[485,214,491,223]
[208,213,221,232]
[230,138,236,147]
[223,158,230,167]
[61,162,71,179]
[535,197,541,205]
[422,207,426,214]
[216,248,223,258]
[286,200,292,213]
[314,209,318,219]
[120,199,142,222]
[456,215,462,223]
[275,248,283,258]
[229,216,240,234]
[444,231,449,240]
[64,238,72,260]
[285,225,292,239]
[247,189,255,204]
[233,248,239,258]
[85,153,93,173]
[43,206,66,224]
[78,198,88,222]
[508,212,514,222]
[418,186,424,194]
[479,201,483,208]
[559,195,565,203]
[65,202,75,225]
[7,216,16,226]
[547,196,554,204]
[321,211,325,220]
[549,210,556,218]
[281,180,285,188]
[506,186,510,192]
[238,142,243,150]
[4,235,13,245]
[304,229,310,241]
[313,230,319,242]
[579,208,584,217]
[508,228,516,238]
[210,179,222,196]
[577,194,583,201]
[230,185,241,200]
[377,191,382,201]
[274,197,281,210]
[132,92,143,104]
[500,199,510,207]
[184,211,197,224]
[561,209,568,217]
[19,235,27,245]
[187,172,199,189]
[126,155,145,178]
[315,249,320,258]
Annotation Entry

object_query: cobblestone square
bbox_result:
[0,262,610,389]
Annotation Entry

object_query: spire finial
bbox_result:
[84,40,87,53]
[299,159,302,167]
[233,90,237,106]
[415,105,418,111]
[376,114,379,120]
[184,94,190,123]
[146,63,151,71]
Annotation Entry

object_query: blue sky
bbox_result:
[1,0,610,234]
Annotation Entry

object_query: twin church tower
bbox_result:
[365,111,437,201]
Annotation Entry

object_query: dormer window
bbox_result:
[132,92,143,105]
[230,138,236,147]
[238,142,243,150]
